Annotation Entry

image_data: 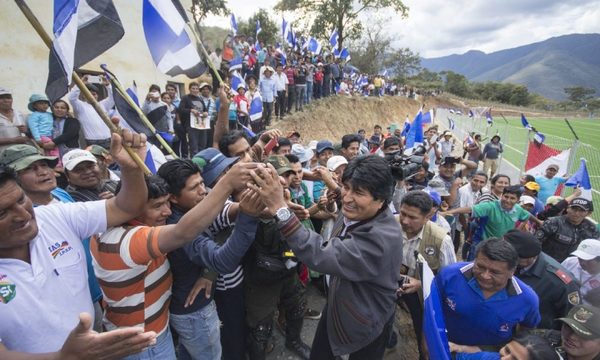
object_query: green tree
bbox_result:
[347,15,391,74]
[508,85,530,106]
[190,0,229,23]
[237,9,279,46]
[385,48,421,79]
[443,71,469,97]
[275,0,408,51]
[564,87,596,104]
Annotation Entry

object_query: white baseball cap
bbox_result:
[62,149,97,171]
[520,195,536,206]
[571,239,600,260]
[327,155,348,172]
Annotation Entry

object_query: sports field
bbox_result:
[460,115,600,222]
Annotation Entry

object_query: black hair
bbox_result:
[503,185,523,197]
[115,175,170,200]
[341,134,361,149]
[475,237,519,270]
[0,165,18,187]
[491,173,511,186]
[149,84,161,92]
[157,159,200,197]
[383,136,401,149]
[401,190,433,215]
[52,99,70,112]
[512,333,560,360]
[522,174,535,183]
[218,130,249,157]
[285,154,300,164]
[374,125,382,130]
[471,170,489,181]
[274,137,292,153]
[342,156,394,204]
[165,83,177,91]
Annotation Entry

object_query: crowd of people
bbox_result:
[1,62,600,360]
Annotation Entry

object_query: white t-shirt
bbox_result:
[562,256,600,306]
[457,183,482,231]
[0,200,107,353]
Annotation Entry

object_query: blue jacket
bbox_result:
[27,111,54,140]
[167,206,258,314]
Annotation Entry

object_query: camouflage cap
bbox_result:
[265,155,293,175]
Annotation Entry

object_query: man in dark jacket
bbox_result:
[248,155,403,359]
[536,198,600,263]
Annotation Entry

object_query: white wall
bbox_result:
[0,0,197,112]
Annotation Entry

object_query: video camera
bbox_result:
[384,145,426,181]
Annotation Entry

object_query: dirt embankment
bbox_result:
[272,95,463,142]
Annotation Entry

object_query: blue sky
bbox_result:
[202,0,600,57]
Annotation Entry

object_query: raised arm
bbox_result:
[212,87,230,149]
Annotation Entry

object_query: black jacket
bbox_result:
[53,116,80,149]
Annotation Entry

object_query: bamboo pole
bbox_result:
[14,0,150,174]
[101,65,178,159]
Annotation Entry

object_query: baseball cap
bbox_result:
[423,188,442,206]
[291,144,313,164]
[192,148,239,187]
[571,239,600,261]
[519,195,536,206]
[439,156,460,166]
[427,179,450,197]
[546,195,563,206]
[0,144,58,171]
[198,82,212,90]
[327,156,348,172]
[265,155,293,175]
[442,130,452,137]
[569,197,593,212]
[308,140,318,151]
[86,145,109,159]
[547,164,559,171]
[0,87,12,96]
[62,149,97,171]
[523,181,540,192]
[316,140,334,154]
[558,305,600,340]
[288,131,301,138]
[504,229,541,258]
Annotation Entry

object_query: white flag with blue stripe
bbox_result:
[566,159,593,200]
[230,71,246,95]
[46,0,124,102]
[229,56,243,72]
[249,95,263,121]
[230,13,238,35]
[329,29,339,48]
[256,20,262,37]
[306,37,322,54]
[142,0,206,79]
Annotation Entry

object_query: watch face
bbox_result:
[276,207,291,221]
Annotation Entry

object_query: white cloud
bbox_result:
[203,0,600,57]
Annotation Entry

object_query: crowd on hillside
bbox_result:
[1,54,600,360]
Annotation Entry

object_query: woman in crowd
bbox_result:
[42,99,81,161]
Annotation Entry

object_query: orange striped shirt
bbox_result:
[91,225,172,334]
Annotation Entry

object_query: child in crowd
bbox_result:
[27,94,59,157]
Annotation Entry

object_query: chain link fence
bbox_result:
[437,108,600,223]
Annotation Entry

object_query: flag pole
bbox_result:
[14,0,150,175]
[187,3,226,88]
[101,65,178,159]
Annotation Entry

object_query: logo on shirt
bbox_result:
[499,323,510,332]
[0,276,16,304]
[446,298,456,311]
[48,241,73,259]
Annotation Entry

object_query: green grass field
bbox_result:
[465,116,600,222]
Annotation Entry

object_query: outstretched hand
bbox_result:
[247,164,287,216]
[110,129,147,171]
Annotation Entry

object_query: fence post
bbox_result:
[561,139,580,196]
[498,121,509,170]
[519,130,531,178]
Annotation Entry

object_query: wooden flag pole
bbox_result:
[14,0,151,174]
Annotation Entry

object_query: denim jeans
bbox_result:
[295,85,306,111]
[122,326,176,360]
[170,300,222,360]
[306,81,313,104]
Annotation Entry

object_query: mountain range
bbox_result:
[420,33,600,100]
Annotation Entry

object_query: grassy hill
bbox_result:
[421,33,600,100]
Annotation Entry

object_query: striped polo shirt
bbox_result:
[91,224,171,335]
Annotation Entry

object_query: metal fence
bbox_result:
[437,108,600,223]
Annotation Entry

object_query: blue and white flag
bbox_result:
[533,132,545,144]
[401,119,411,137]
[230,13,238,35]
[468,109,474,118]
[306,37,322,54]
[486,110,493,126]
[421,257,452,360]
[282,18,295,46]
[142,0,206,79]
[566,159,593,200]
[448,117,455,130]
[275,44,287,65]
[521,114,533,130]
[456,110,462,115]
[229,56,243,72]
[422,109,434,124]
[230,71,246,94]
[449,109,455,114]
[405,109,424,149]
[466,134,475,146]
[256,19,262,37]
[46,0,124,102]
[249,95,263,121]
[126,81,139,107]
[239,123,256,138]
[329,29,339,48]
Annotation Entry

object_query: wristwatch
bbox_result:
[274,207,292,222]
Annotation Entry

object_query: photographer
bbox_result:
[385,145,428,213]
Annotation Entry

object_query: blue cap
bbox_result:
[192,148,239,187]
[316,140,334,154]
[424,188,442,206]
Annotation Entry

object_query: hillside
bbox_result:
[421,33,600,100]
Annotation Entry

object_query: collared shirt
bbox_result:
[472,200,530,239]
[273,72,289,92]
[436,262,541,346]
[458,183,483,231]
[68,86,114,140]
[562,256,600,306]
[258,77,277,103]
[401,225,456,277]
